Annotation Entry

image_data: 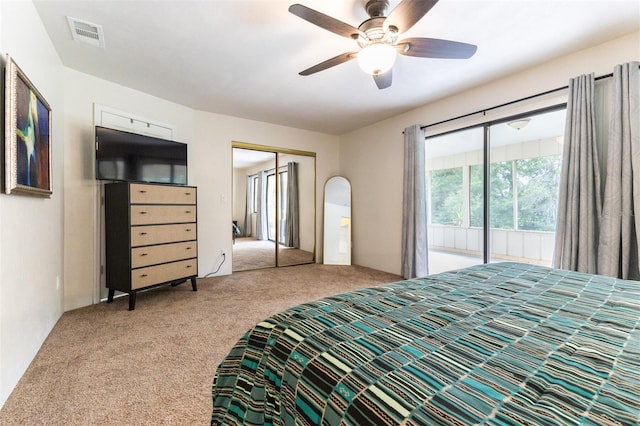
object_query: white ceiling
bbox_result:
[33,0,640,135]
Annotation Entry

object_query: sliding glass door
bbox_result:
[426,106,566,273]
[426,127,484,274]
[487,108,564,264]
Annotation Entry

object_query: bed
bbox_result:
[211,262,640,425]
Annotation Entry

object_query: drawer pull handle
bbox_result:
[185,228,192,232]
[185,210,192,214]
[139,232,148,236]
[140,274,148,278]
[185,192,191,195]
[186,247,192,250]
[139,211,148,215]
[139,190,147,193]
[140,253,148,256]
[186,265,192,269]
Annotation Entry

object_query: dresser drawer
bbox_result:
[131,259,197,290]
[130,205,196,225]
[131,241,197,269]
[130,183,196,204]
[131,223,196,246]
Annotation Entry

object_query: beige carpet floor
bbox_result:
[0,264,400,425]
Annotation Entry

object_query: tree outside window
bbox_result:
[430,168,463,226]
[517,155,561,231]
[469,156,560,231]
[470,162,514,229]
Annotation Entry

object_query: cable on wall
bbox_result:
[202,253,226,278]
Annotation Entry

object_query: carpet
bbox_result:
[0,264,400,425]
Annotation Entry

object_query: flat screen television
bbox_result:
[95,126,187,185]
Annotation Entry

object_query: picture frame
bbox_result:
[4,54,52,197]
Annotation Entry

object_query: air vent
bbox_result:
[67,16,105,48]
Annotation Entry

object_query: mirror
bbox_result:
[232,144,316,271]
[278,153,316,266]
[232,148,277,271]
[323,176,351,265]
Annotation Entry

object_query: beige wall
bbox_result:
[0,0,66,407]
[339,31,640,275]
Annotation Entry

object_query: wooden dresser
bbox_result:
[104,182,198,310]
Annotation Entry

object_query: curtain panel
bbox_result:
[243,175,253,237]
[553,73,602,274]
[285,162,300,248]
[401,124,429,279]
[597,61,640,280]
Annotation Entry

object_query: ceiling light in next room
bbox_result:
[508,118,531,130]
[67,16,105,48]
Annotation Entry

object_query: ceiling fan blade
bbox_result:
[373,69,393,90]
[384,0,438,33]
[397,37,477,59]
[289,4,360,39]
[299,52,358,76]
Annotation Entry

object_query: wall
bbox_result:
[339,31,640,275]
[0,1,65,407]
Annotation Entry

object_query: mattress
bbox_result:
[211,262,640,425]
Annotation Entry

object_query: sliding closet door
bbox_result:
[232,148,277,271]
[232,143,316,271]
[277,153,315,266]
[426,127,485,274]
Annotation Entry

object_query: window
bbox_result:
[251,175,258,213]
[516,155,561,231]
[266,168,289,242]
[429,167,463,226]
[470,162,514,229]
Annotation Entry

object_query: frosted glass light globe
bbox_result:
[357,43,396,75]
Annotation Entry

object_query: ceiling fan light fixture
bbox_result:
[357,43,396,75]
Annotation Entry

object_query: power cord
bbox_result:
[203,253,226,278]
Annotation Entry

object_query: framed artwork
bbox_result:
[4,54,52,197]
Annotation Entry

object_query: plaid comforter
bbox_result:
[211,262,640,425]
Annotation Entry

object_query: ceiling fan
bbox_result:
[288,0,477,89]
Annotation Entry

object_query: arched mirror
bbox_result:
[323,176,351,265]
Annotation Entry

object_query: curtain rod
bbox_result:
[419,71,616,131]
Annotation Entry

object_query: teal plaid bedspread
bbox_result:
[211,262,640,425]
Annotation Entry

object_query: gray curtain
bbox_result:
[284,162,300,248]
[597,61,640,280]
[255,170,268,240]
[401,124,429,279]
[243,175,253,237]
[553,74,602,274]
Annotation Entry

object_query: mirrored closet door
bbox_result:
[232,143,316,271]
